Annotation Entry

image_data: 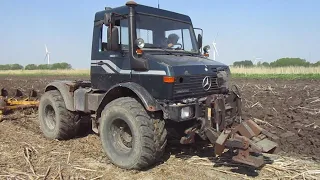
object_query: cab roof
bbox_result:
[94,4,192,23]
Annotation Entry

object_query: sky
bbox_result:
[0,0,319,68]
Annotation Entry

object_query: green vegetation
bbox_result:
[233,58,320,67]
[0,62,72,70]
[233,60,254,67]
[231,73,320,79]
[0,64,24,70]
[1,57,320,79]
[0,69,89,77]
[269,58,315,67]
[1,67,319,79]
[230,57,320,79]
[230,66,320,79]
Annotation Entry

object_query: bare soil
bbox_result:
[0,76,319,180]
[234,78,320,160]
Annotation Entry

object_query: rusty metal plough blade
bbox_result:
[214,119,279,168]
[178,85,280,168]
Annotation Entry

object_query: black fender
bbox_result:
[44,81,76,111]
[97,82,161,117]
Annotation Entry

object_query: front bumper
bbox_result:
[163,92,237,123]
[164,101,203,122]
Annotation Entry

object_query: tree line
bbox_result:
[233,58,320,67]
[0,62,72,70]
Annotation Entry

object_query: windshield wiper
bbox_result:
[146,46,199,57]
[146,46,174,55]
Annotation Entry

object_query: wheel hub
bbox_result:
[112,119,133,150]
[45,105,56,130]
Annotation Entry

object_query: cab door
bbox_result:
[91,17,131,90]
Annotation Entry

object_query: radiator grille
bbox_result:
[173,75,220,99]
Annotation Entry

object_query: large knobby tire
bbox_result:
[38,90,80,140]
[99,97,167,170]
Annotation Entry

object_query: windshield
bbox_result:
[135,14,199,53]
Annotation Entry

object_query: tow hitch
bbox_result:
[180,85,279,168]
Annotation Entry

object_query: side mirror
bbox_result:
[107,27,119,51]
[197,34,203,50]
[131,58,148,71]
[104,13,112,25]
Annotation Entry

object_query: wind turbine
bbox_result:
[44,44,50,65]
[212,33,219,61]
[253,56,262,65]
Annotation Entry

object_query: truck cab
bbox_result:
[91,2,230,99]
[38,1,278,171]
[90,1,230,121]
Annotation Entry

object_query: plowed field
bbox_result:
[0,76,319,180]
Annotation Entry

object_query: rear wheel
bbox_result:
[38,90,80,140]
[99,97,167,170]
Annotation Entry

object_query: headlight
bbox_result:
[203,45,211,53]
[181,106,193,119]
[135,38,145,49]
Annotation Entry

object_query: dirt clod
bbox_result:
[280,131,296,138]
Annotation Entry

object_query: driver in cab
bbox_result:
[162,33,180,48]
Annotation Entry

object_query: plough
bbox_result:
[179,87,280,168]
[0,88,39,119]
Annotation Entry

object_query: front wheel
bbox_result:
[99,97,167,170]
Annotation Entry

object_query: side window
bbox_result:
[182,29,193,52]
[99,22,121,52]
[120,26,129,50]
[100,24,108,52]
[194,28,202,52]
[137,29,153,44]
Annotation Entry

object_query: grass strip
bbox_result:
[231,73,320,79]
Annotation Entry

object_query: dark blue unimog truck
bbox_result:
[38,1,278,170]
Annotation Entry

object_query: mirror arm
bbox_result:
[194,28,203,53]
[94,20,104,26]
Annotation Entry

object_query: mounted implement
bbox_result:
[180,85,279,167]
[0,88,39,119]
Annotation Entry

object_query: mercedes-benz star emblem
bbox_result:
[202,76,212,91]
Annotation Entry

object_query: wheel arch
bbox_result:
[96,82,161,119]
[44,81,75,111]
